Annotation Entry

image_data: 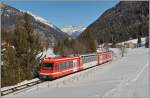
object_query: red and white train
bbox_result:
[38,51,112,80]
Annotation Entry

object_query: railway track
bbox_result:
[0,65,102,96]
[1,80,43,96]
[1,60,113,96]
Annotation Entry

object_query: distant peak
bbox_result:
[61,25,86,37]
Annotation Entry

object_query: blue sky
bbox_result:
[3,0,119,29]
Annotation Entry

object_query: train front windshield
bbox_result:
[41,63,53,70]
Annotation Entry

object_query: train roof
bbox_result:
[80,51,112,57]
[42,56,80,63]
[97,51,112,54]
[80,53,96,57]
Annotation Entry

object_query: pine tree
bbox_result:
[22,13,42,79]
[54,29,97,55]
[79,30,96,53]
[2,43,17,86]
[13,18,25,82]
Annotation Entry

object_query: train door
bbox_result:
[73,60,78,72]
[110,52,113,61]
[97,55,99,64]
[99,54,102,64]
[54,63,60,78]
[97,54,100,65]
[77,59,81,70]
[101,54,104,64]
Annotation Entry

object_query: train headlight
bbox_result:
[39,74,49,79]
[42,75,48,79]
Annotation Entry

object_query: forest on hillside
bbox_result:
[1,13,42,87]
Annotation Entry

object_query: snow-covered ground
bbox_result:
[123,37,146,44]
[1,78,39,91]
[3,48,149,97]
[117,37,146,45]
[36,48,57,59]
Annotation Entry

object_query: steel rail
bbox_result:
[1,80,42,96]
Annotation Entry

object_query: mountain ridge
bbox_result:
[1,3,69,47]
[80,1,149,45]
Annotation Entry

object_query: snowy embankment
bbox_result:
[1,78,39,91]
[118,37,146,46]
[123,37,145,44]
[4,48,149,97]
[37,48,57,59]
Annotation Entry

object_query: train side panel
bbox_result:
[81,54,97,69]
[39,51,112,80]
[97,51,112,65]
[82,61,97,69]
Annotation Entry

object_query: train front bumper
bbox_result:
[39,73,52,80]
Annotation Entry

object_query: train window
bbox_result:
[41,63,53,70]
[104,55,106,59]
[55,63,59,70]
[77,60,80,66]
[64,62,67,68]
[102,55,105,60]
[69,61,73,67]
[89,56,91,62]
[60,63,64,70]
[66,62,68,68]
[86,57,88,62]
[73,61,78,68]
[94,56,96,60]
[59,62,71,70]
[108,55,110,58]
[83,57,85,63]
[87,57,89,63]
[84,57,86,63]
[63,62,66,69]
[63,63,66,69]
[63,63,65,69]
[86,57,88,63]
[99,55,101,61]
[65,62,69,68]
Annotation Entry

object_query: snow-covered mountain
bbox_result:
[26,11,56,28]
[24,11,63,33]
[61,26,86,37]
[1,3,69,47]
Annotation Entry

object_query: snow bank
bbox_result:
[1,78,39,91]
[36,48,57,59]
[118,37,146,45]
[109,48,121,58]
[124,37,145,44]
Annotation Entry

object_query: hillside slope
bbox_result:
[79,1,149,45]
